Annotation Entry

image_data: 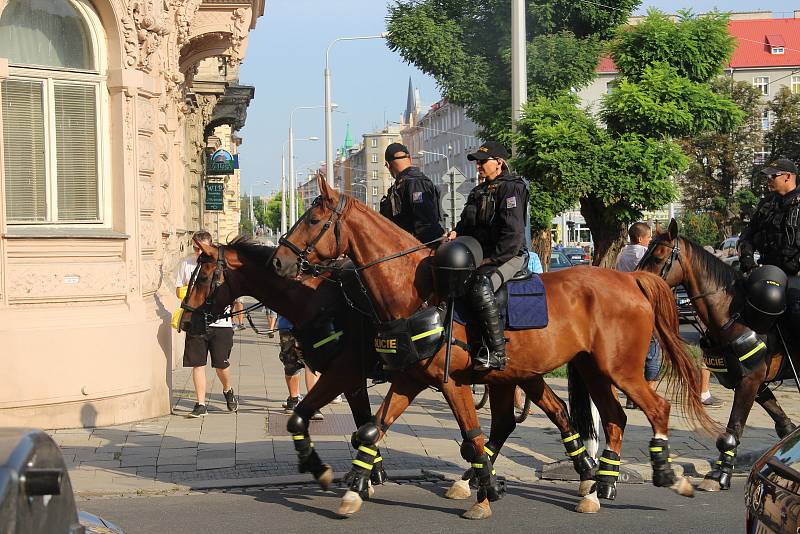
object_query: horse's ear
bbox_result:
[317,173,331,200]
[193,237,218,260]
[668,218,678,240]
[654,220,664,235]
[225,248,244,269]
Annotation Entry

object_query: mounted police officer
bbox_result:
[739,157,800,327]
[449,141,529,371]
[379,143,445,244]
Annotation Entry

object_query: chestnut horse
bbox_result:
[180,237,595,510]
[638,220,797,492]
[272,176,716,519]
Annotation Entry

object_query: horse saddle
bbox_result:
[454,270,549,330]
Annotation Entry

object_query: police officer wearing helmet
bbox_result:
[379,143,445,244]
[739,157,800,327]
[448,140,529,371]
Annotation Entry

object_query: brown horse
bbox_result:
[637,220,797,492]
[272,176,716,519]
[180,237,594,508]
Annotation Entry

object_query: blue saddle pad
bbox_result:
[453,275,548,330]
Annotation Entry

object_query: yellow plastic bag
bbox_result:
[171,286,188,330]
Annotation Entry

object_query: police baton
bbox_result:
[443,296,456,383]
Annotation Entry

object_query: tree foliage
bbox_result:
[766,87,800,164]
[678,211,720,247]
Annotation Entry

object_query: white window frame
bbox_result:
[371,153,378,163]
[753,76,770,96]
[371,170,377,179]
[370,138,377,148]
[761,109,770,131]
[771,47,784,55]
[372,186,378,196]
[791,75,800,95]
[1,0,110,227]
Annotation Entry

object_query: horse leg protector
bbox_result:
[344,423,381,498]
[462,441,501,488]
[287,413,327,479]
[649,438,676,488]
[370,448,388,485]
[706,433,738,490]
[595,449,621,500]
[561,431,596,482]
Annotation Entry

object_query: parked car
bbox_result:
[0,428,124,534]
[549,251,574,272]
[673,285,698,325]
[717,235,739,259]
[745,425,800,533]
[563,247,591,265]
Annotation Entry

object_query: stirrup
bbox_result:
[473,346,505,372]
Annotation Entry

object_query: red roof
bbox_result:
[595,17,800,73]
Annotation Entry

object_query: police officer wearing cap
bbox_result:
[449,140,529,371]
[379,143,445,244]
[739,157,800,327]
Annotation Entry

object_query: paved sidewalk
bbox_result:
[49,316,800,496]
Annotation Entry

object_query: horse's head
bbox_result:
[180,238,241,335]
[273,174,349,278]
[637,218,686,287]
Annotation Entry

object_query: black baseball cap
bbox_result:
[385,142,410,162]
[467,140,510,161]
[761,157,798,176]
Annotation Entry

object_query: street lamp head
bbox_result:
[307,136,320,141]
[331,103,339,109]
[379,31,389,38]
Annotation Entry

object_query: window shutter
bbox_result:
[2,79,47,221]
[54,83,98,221]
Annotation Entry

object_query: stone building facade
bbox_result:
[0,0,264,428]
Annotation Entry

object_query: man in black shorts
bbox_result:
[175,231,238,417]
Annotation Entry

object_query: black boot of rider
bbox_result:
[469,274,506,371]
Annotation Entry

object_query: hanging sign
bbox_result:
[207,149,235,175]
[205,182,225,211]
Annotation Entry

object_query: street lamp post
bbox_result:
[289,106,330,226]
[283,135,319,231]
[419,149,454,229]
[324,33,387,187]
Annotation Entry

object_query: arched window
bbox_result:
[0,0,106,224]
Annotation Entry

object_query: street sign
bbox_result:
[205,182,224,211]
[207,149,235,175]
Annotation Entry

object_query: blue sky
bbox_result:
[237,0,799,195]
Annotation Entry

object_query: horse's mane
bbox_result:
[681,237,742,289]
[226,235,276,264]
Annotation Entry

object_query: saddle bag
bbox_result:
[374,306,446,371]
[701,328,767,390]
[294,314,345,373]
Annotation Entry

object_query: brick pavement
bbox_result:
[49,316,800,496]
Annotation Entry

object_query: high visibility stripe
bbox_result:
[599,457,621,466]
[374,456,383,463]
[650,446,663,452]
[561,433,581,444]
[292,435,305,441]
[411,326,444,341]
[376,348,397,354]
[313,331,343,349]
[358,446,378,456]
[739,342,766,361]
[485,446,494,457]
[723,450,736,457]
[471,463,484,469]
[706,367,727,372]
[566,446,587,457]
[596,470,620,477]
[716,460,723,465]
[491,469,496,475]
[352,459,374,470]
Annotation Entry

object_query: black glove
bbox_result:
[739,254,757,273]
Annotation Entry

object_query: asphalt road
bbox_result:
[80,478,745,534]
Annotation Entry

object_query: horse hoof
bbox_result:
[462,500,492,520]
[317,466,334,490]
[575,491,601,514]
[670,476,694,497]
[577,479,595,497]
[337,490,363,517]
[368,481,375,499]
[698,478,721,492]
[445,479,472,500]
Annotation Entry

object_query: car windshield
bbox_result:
[550,252,572,267]
[563,248,584,255]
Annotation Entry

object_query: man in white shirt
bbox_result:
[175,231,237,417]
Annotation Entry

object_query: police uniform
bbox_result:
[456,141,529,371]
[379,166,445,243]
[739,157,800,328]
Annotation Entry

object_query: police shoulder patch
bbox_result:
[505,196,517,209]
[412,191,424,203]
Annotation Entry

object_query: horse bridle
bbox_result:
[641,234,682,282]
[279,194,348,276]
[179,245,229,331]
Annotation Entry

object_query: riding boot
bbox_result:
[469,274,506,371]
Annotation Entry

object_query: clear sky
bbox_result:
[237,0,799,195]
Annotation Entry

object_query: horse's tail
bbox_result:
[567,361,597,441]
[633,272,720,435]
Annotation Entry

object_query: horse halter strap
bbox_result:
[180,245,228,316]
[279,194,348,276]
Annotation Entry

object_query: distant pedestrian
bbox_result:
[616,222,661,409]
[527,250,543,274]
[175,231,238,418]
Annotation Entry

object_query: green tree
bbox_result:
[678,78,762,237]
[766,87,800,164]
[678,212,720,247]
